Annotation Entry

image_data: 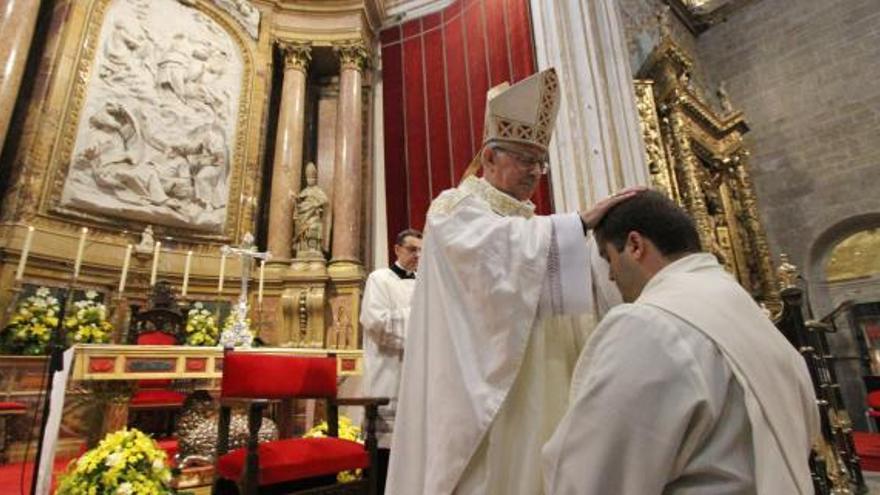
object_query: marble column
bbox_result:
[530,0,648,211]
[330,41,369,263]
[0,0,41,156]
[267,41,311,261]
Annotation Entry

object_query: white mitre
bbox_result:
[464,68,561,176]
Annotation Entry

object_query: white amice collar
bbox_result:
[461,176,536,219]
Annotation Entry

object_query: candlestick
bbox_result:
[14,226,35,281]
[118,244,132,293]
[182,250,193,296]
[72,227,88,280]
[218,251,226,293]
[150,241,161,286]
[257,259,265,304]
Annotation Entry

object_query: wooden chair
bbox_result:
[213,351,388,495]
[127,281,188,437]
[0,401,26,464]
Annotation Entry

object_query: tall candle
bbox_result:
[14,226,35,281]
[150,241,161,286]
[257,259,265,304]
[217,251,226,293]
[182,250,193,296]
[118,244,132,293]
[72,227,88,280]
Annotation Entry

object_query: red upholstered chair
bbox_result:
[0,401,26,463]
[213,351,389,495]
[127,281,187,437]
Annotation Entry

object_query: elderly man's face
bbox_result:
[481,142,547,201]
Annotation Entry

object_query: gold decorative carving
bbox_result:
[634,81,676,198]
[333,40,370,72]
[635,36,779,310]
[278,40,311,72]
[280,284,325,348]
[777,253,798,291]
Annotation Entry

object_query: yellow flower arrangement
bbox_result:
[0,287,60,355]
[56,428,176,494]
[185,302,219,346]
[65,290,114,345]
[304,415,363,482]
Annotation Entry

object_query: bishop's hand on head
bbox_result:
[579,186,649,230]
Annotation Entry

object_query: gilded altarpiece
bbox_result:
[635,38,779,310]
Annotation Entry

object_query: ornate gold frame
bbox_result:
[39,0,257,241]
[636,38,779,310]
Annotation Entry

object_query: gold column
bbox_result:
[330,41,369,263]
[733,150,779,307]
[668,107,714,250]
[0,0,40,155]
[267,41,311,260]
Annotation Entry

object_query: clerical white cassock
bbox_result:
[360,264,416,448]
[386,175,611,494]
[543,253,820,494]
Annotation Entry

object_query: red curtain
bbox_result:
[380,0,552,254]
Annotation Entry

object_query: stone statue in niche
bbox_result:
[135,225,155,254]
[292,163,329,259]
[717,81,734,115]
[62,0,243,232]
[657,5,672,40]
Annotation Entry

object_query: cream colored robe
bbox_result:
[543,253,820,494]
[360,266,416,448]
[386,177,608,495]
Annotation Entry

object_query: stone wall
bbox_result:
[696,0,880,277]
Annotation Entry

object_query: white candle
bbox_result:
[118,244,132,293]
[15,226,35,281]
[150,241,161,286]
[257,260,265,304]
[72,227,88,280]
[217,251,226,293]
[182,250,193,296]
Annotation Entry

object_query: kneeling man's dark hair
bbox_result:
[594,190,701,257]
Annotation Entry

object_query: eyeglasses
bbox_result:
[492,146,549,175]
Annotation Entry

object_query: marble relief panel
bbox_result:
[61,0,244,232]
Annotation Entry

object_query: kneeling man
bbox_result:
[543,191,819,494]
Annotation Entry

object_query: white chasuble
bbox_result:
[543,254,819,495]
[386,177,601,495]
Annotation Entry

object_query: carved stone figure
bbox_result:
[327,305,354,350]
[135,225,155,254]
[62,0,243,232]
[292,163,329,259]
[717,81,734,114]
[78,102,169,206]
[212,0,261,40]
[657,5,672,40]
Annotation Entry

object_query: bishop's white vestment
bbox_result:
[543,253,819,494]
[360,265,416,448]
[386,176,612,495]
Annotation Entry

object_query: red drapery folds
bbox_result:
[380,0,552,256]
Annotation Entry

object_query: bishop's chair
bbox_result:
[127,281,188,437]
[213,351,388,495]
